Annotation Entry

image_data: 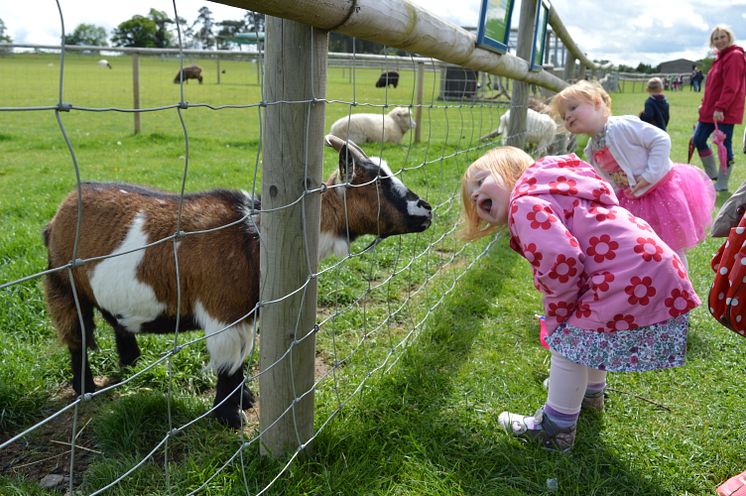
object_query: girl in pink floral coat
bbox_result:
[459,147,699,452]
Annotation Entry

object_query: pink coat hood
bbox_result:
[507,154,699,335]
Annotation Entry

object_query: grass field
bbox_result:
[1,51,746,495]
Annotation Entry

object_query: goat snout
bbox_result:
[409,198,432,232]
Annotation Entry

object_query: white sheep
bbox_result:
[480,108,558,155]
[329,107,416,144]
[98,59,112,69]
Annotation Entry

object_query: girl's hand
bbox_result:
[630,177,651,196]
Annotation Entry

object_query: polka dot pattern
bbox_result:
[709,220,746,337]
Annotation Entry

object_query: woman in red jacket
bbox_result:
[693,25,746,192]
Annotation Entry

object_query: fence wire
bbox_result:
[0,1,559,494]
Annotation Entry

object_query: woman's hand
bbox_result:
[714,110,725,122]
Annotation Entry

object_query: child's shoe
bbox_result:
[497,407,576,453]
[716,468,746,496]
[581,390,605,412]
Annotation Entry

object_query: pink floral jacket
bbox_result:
[508,154,700,334]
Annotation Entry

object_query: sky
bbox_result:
[2,0,746,67]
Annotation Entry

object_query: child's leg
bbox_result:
[583,367,607,411]
[498,352,584,452]
[545,352,587,425]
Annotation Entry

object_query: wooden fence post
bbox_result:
[506,0,537,150]
[414,61,424,144]
[131,52,141,135]
[259,16,327,458]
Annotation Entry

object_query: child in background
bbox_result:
[639,77,670,131]
[552,80,715,265]
[459,147,699,452]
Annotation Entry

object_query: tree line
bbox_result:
[0,9,265,50]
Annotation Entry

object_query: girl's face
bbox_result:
[559,97,606,136]
[712,30,730,51]
[466,168,511,225]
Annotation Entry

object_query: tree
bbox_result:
[216,19,246,50]
[173,16,195,48]
[111,15,158,48]
[64,23,108,46]
[0,18,12,43]
[191,6,215,49]
[243,11,265,33]
[148,9,174,48]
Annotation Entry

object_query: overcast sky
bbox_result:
[2,0,745,67]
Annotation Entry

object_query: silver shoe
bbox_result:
[498,407,576,452]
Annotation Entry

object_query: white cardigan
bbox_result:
[583,115,673,197]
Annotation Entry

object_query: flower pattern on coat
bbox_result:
[549,176,578,196]
[625,276,656,305]
[635,237,664,262]
[665,289,697,317]
[589,205,617,222]
[526,204,557,230]
[522,242,543,267]
[549,254,578,283]
[587,234,619,263]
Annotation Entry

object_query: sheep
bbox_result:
[375,71,399,88]
[480,108,558,155]
[98,59,112,69]
[329,107,416,145]
[173,64,203,84]
[43,135,432,428]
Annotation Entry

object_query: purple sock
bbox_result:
[585,382,606,396]
[544,404,579,429]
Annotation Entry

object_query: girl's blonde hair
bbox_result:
[550,80,612,119]
[710,24,735,49]
[458,146,534,241]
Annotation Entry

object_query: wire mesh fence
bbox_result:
[0,1,572,494]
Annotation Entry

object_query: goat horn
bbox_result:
[324,134,369,161]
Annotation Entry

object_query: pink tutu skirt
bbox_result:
[618,163,715,251]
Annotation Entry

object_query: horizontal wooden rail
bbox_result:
[215,0,569,92]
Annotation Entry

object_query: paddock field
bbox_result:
[1,51,745,495]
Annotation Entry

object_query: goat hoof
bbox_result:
[241,386,255,410]
[214,409,243,429]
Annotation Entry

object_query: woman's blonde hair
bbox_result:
[458,146,534,241]
[710,24,735,49]
[550,80,612,119]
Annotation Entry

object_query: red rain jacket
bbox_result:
[699,44,746,125]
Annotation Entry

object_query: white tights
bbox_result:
[546,352,607,415]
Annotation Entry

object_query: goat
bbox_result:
[329,107,416,145]
[43,136,432,428]
[375,71,399,88]
[173,64,203,84]
[480,108,558,155]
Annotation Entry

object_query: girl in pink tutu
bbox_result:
[551,80,716,265]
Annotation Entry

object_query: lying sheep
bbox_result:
[375,71,399,88]
[173,64,203,84]
[329,107,416,144]
[43,135,432,428]
[480,108,558,155]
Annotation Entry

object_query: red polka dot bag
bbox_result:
[709,214,746,336]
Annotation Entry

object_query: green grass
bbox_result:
[1,51,746,495]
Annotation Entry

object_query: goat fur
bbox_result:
[43,136,432,428]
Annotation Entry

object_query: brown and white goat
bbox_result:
[43,136,432,428]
